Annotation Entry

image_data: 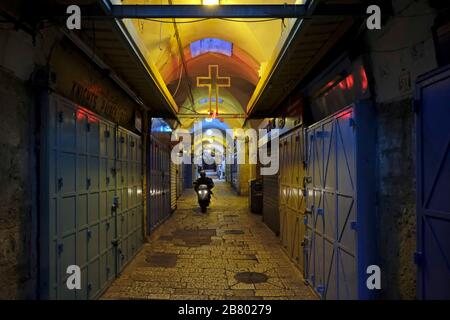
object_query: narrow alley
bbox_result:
[102,179,316,300]
[1,0,450,302]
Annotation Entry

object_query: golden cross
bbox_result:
[196,65,231,116]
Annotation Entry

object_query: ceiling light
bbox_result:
[202,0,219,5]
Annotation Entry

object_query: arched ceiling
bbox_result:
[121,0,302,130]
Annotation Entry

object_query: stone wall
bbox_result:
[236,163,250,196]
[375,99,417,299]
[0,67,36,299]
[366,0,438,299]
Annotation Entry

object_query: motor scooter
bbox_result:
[196,184,211,213]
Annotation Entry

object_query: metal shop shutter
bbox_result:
[279,127,306,274]
[40,93,143,299]
[263,174,279,235]
[416,66,450,299]
[304,104,377,300]
[116,128,143,272]
[225,164,231,183]
[177,164,183,198]
[170,163,177,211]
[231,160,238,191]
[183,163,193,189]
[147,136,172,232]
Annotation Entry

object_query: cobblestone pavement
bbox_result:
[101,181,318,300]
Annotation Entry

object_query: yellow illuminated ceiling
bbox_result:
[119,0,304,129]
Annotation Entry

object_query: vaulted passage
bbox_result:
[1,0,450,301]
[102,180,316,300]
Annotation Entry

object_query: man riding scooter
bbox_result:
[193,170,215,213]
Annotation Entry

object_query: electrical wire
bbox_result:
[144,18,210,24]
[143,17,281,24]
[180,104,199,114]
[219,18,281,23]
[367,37,432,54]
[171,55,184,98]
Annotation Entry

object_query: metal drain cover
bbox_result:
[145,253,177,268]
[224,229,245,235]
[235,272,268,284]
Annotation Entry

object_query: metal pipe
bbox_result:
[109,4,370,19]
[111,4,308,19]
[177,113,246,118]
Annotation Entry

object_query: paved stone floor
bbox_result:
[101,181,317,300]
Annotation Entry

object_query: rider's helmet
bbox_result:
[200,170,206,178]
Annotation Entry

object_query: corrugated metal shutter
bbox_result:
[263,174,279,234]
[116,127,143,273]
[225,164,231,183]
[147,136,172,232]
[40,93,143,300]
[176,164,183,198]
[170,163,177,211]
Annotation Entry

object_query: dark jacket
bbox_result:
[193,177,214,191]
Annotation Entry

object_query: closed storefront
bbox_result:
[176,164,183,198]
[183,163,193,189]
[147,136,171,232]
[415,66,450,299]
[170,163,177,211]
[304,104,377,299]
[262,174,279,235]
[40,93,143,299]
[278,126,306,273]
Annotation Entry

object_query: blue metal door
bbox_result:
[183,164,193,189]
[304,108,358,299]
[147,136,172,232]
[41,94,143,299]
[416,66,450,299]
[116,128,143,272]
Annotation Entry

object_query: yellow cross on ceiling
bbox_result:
[196,65,231,117]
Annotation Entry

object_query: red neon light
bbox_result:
[76,110,85,121]
[77,107,98,123]
[209,110,218,119]
[361,67,369,92]
[88,115,98,123]
[345,74,354,89]
[338,80,347,90]
[336,111,352,119]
